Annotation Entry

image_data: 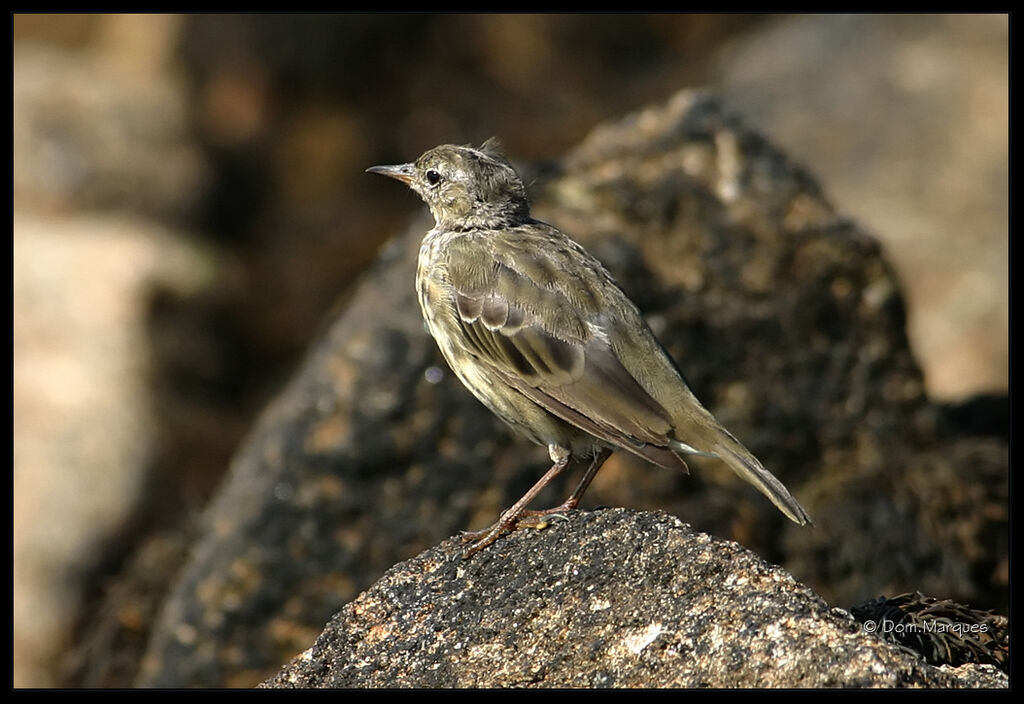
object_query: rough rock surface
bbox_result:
[138,91,1007,687]
[263,509,1006,689]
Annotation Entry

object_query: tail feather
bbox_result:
[710,437,812,526]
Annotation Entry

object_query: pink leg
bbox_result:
[461,448,612,557]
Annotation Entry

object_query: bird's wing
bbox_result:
[444,231,687,471]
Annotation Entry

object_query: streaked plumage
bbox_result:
[368,140,810,555]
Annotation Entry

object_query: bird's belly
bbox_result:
[423,317,579,452]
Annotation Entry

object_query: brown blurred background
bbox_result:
[13,14,1007,687]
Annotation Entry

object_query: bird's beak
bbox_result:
[366,163,415,184]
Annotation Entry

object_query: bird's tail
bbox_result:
[690,430,812,525]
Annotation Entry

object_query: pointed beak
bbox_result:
[366,163,415,185]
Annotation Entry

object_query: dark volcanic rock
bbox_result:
[138,91,1008,687]
[262,510,1006,688]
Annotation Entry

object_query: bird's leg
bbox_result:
[517,447,612,525]
[460,447,615,558]
[460,446,574,557]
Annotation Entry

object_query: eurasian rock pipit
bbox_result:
[368,140,811,556]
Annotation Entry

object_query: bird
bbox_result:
[367,139,811,556]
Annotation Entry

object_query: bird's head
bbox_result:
[367,139,531,230]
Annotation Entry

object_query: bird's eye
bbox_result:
[425,169,441,186]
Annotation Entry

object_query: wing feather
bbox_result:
[447,235,686,471]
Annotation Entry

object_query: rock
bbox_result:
[137,91,1007,687]
[13,212,213,687]
[262,509,1006,689]
[13,25,230,687]
[713,14,1008,400]
[13,39,204,218]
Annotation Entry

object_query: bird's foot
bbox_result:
[459,502,578,558]
[516,507,573,529]
[458,516,515,558]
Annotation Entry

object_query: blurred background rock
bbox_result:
[12,14,1006,688]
